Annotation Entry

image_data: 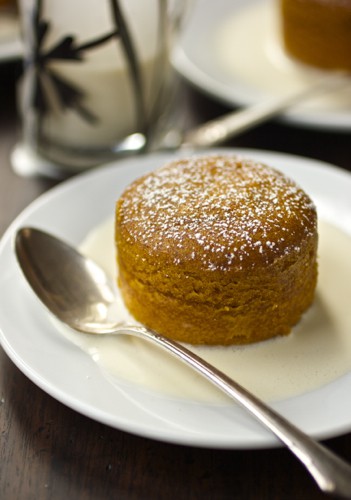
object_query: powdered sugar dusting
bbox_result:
[116,155,317,271]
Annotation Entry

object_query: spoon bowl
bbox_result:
[15,227,117,333]
[15,226,351,498]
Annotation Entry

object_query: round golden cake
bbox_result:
[280,0,351,70]
[115,155,318,345]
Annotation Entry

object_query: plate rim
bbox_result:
[0,10,22,63]
[1,147,351,449]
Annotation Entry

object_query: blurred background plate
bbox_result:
[173,0,351,130]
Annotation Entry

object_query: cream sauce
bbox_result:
[56,218,351,404]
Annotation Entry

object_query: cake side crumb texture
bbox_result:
[115,155,318,345]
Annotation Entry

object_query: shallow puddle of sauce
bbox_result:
[58,219,351,404]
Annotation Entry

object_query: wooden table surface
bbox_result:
[1,61,351,500]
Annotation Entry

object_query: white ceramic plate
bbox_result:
[173,0,351,130]
[0,9,21,62]
[1,148,351,449]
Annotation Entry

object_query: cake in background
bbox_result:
[280,0,351,71]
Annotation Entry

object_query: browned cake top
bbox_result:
[116,155,317,272]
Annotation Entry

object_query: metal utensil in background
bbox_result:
[158,71,350,150]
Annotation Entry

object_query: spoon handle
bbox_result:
[114,324,351,498]
[182,72,349,149]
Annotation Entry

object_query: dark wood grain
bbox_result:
[1,61,351,500]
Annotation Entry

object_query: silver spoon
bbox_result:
[15,226,351,498]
